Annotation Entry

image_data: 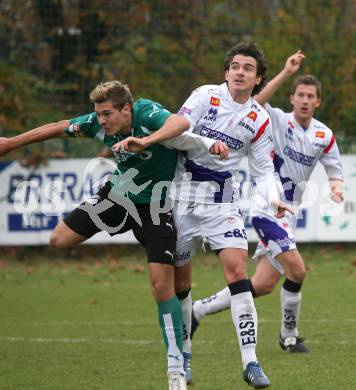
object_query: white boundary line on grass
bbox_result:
[1,336,356,345]
[1,318,356,326]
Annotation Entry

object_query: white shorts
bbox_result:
[251,212,297,274]
[173,202,248,267]
[252,241,285,274]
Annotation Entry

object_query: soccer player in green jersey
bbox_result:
[0,80,227,390]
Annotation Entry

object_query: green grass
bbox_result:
[0,244,355,389]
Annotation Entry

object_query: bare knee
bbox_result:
[253,279,276,296]
[174,263,192,294]
[49,231,69,249]
[175,278,191,294]
[49,222,86,249]
[229,265,247,281]
[288,265,306,284]
[151,279,173,302]
[220,248,248,283]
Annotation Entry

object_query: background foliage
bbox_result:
[0,0,355,157]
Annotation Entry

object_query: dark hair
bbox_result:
[291,75,322,98]
[89,81,134,110]
[224,38,268,96]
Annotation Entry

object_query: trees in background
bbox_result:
[0,0,354,155]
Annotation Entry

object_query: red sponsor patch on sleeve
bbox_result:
[69,123,82,136]
[210,97,220,106]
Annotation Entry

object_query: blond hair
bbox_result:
[89,81,133,110]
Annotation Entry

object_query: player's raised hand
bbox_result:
[112,137,147,153]
[272,199,294,218]
[209,140,229,160]
[0,137,12,157]
[283,50,305,76]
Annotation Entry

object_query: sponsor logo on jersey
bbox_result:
[286,127,293,141]
[247,111,257,121]
[113,149,136,162]
[204,107,218,122]
[177,106,192,116]
[112,143,153,162]
[210,96,220,106]
[288,120,295,129]
[200,125,244,149]
[238,120,255,134]
[68,123,81,136]
[283,145,315,166]
[315,131,325,138]
[313,142,325,148]
[251,103,261,112]
[148,104,162,117]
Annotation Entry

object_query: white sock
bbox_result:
[179,292,192,354]
[193,287,231,322]
[280,287,301,339]
[230,292,257,369]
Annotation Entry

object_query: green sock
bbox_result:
[158,295,183,353]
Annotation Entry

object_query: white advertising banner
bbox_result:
[0,156,354,245]
[314,155,356,241]
[0,158,137,245]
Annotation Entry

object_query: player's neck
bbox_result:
[293,112,312,129]
[118,118,133,136]
[230,89,251,104]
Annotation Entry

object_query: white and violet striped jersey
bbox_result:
[266,104,343,205]
[172,82,277,205]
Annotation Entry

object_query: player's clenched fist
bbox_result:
[209,140,229,160]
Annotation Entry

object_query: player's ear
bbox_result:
[122,103,131,113]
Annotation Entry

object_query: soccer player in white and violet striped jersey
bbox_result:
[191,51,344,357]
[115,39,293,389]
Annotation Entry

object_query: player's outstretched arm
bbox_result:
[254,50,305,106]
[0,120,70,157]
[112,114,190,153]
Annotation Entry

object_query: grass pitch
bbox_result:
[0,244,355,389]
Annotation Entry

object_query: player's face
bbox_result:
[95,101,132,136]
[290,84,321,124]
[225,55,261,100]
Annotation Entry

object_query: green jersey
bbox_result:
[64,98,178,204]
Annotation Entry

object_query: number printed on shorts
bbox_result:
[224,228,247,239]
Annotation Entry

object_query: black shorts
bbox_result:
[63,182,176,264]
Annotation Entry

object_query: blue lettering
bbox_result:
[63,173,78,201]
[8,175,24,203]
